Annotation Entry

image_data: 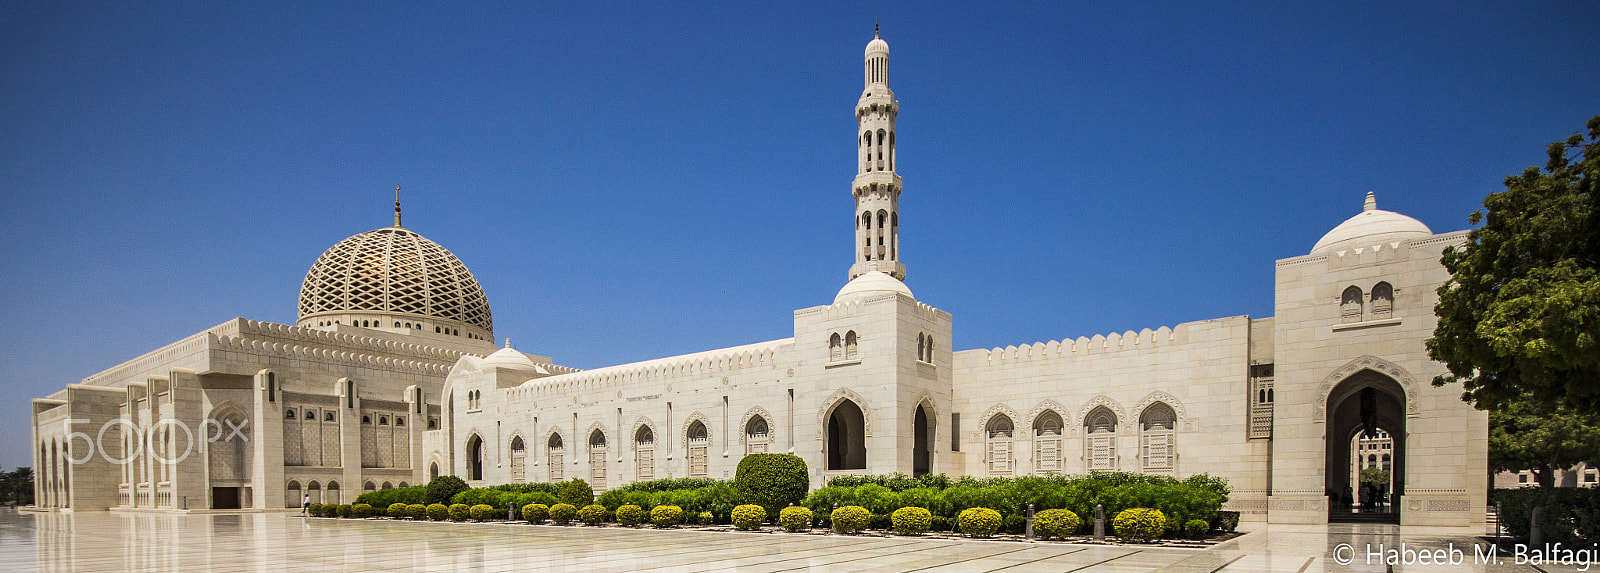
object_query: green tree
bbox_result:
[1487,395,1600,488]
[424,475,469,505]
[1358,468,1391,485]
[1,468,33,505]
[1428,116,1600,413]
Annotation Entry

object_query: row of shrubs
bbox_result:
[1491,487,1599,546]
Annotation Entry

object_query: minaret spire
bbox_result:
[848,30,905,281]
[394,185,403,227]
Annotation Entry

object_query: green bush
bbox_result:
[470,504,497,521]
[425,476,470,505]
[832,505,870,534]
[426,503,449,521]
[387,502,410,518]
[930,515,950,532]
[891,506,932,535]
[452,488,511,510]
[354,486,428,508]
[517,491,559,509]
[446,503,470,521]
[486,482,563,495]
[550,503,578,525]
[304,503,320,516]
[696,511,715,525]
[522,503,550,524]
[407,504,427,519]
[731,504,766,530]
[578,504,606,525]
[336,504,354,518]
[1214,511,1240,533]
[1184,519,1209,539]
[652,504,684,528]
[1112,508,1166,543]
[780,506,813,532]
[958,507,1002,538]
[1033,508,1080,539]
[827,473,951,491]
[869,512,892,531]
[616,504,646,526]
[352,503,373,518]
[1492,487,1599,547]
[559,479,595,507]
[614,477,724,493]
[733,454,810,519]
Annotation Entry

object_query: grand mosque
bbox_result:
[29,32,1487,526]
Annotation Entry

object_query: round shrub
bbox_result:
[550,503,578,525]
[1033,509,1081,540]
[522,503,549,524]
[780,506,813,532]
[831,505,870,534]
[733,454,809,519]
[1112,508,1167,543]
[1184,519,1209,539]
[559,479,595,507]
[448,503,471,522]
[696,511,715,525]
[425,475,470,505]
[578,504,606,525]
[470,504,496,522]
[304,503,320,516]
[616,504,646,526]
[387,502,410,518]
[407,504,426,519]
[336,504,354,518]
[651,504,684,528]
[732,504,767,530]
[352,503,373,519]
[426,503,449,521]
[958,507,1002,538]
[891,506,932,536]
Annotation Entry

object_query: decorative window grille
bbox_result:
[588,431,607,491]
[844,331,859,360]
[745,417,770,456]
[548,434,564,481]
[688,421,710,477]
[1371,282,1394,319]
[510,437,526,483]
[829,333,842,362]
[985,415,1014,475]
[635,427,654,481]
[283,412,303,466]
[1084,408,1117,471]
[1341,286,1364,323]
[1033,412,1064,474]
[1249,364,1275,439]
[1140,404,1176,474]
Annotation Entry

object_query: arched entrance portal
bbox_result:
[1325,369,1406,523]
[827,399,866,470]
[912,405,930,476]
[465,434,484,481]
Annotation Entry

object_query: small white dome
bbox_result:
[480,347,542,373]
[865,36,889,56]
[834,271,913,304]
[1311,192,1433,254]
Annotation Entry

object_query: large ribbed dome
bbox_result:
[297,227,493,333]
[1311,192,1433,255]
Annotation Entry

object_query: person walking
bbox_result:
[301,494,310,516]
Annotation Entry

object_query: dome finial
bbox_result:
[504,337,511,349]
[394,185,403,227]
[1363,191,1376,212]
[875,18,879,39]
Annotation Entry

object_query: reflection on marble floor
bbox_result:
[0,509,1588,572]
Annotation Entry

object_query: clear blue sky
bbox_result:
[2,2,1596,470]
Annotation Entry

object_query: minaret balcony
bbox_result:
[852,171,901,191]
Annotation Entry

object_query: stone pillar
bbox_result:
[253,370,284,509]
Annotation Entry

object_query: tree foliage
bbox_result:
[1487,395,1600,488]
[1429,116,1600,413]
[1,468,34,505]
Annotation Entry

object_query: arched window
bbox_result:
[285,480,302,509]
[305,410,315,420]
[889,132,895,171]
[429,462,439,480]
[687,420,710,477]
[844,331,858,360]
[890,212,897,260]
[1341,286,1364,323]
[1140,403,1177,474]
[745,416,770,455]
[362,415,371,424]
[1084,407,1118,471]
[588,429,607,490]
[1371,282,1394,319]
[325,481,340,505]
[363,481,376,492]
[985,415,1014,475]
[917,333,925,362]
[306,481,322,505]
[465,434,484,481]
[381,481,392,490]
[634,426,655,480]
[1033,411,1064,474]
[509,436,526,483]
[547,433,565,482]
[829,333,843,362]
[286,409,296,419]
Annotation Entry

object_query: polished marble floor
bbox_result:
[0,509,1585,572]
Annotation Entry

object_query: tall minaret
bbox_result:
[849,26,906,281]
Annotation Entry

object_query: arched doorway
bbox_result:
[1325,369,1406,523]
[827,399,866,470]
[912,405,930,477]
[465,434,484,481]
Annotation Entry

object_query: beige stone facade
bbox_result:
[31,32,1486,526]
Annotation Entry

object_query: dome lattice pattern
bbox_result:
[298,228,492,333]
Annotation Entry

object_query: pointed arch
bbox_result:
[683,412,712,477]
[737,406,776,446]
[544,428,565,482]
[1313,355,1419,421]
[817,388,872,438]
[630,417,658,451]
[1074,395,1127,429]
[1131,391,1188,429]
[508,432,527,483]
[1138,402,1178,474]
[1031,407,1066,475]
[632,417,657,480]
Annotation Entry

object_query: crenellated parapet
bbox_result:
[979,325,1183,365]
[502,338,793,399]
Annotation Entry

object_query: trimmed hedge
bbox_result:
[652,505,684,528]
[407,504,426,519]
[470,504,496,521]
[560,479,595,507]
[1214,510,1240,533]
[696,511,715,525]
[1033,509,1080,539]
[448,503,471,522]
[550,503,578,525]
[426,476,470,505]
[578,504,606,525]
[352,503,373,518]
[354,486,428,508]
[891,506,932,536]
[734,454,809,519]
[1184,519,1209,539]
[523,503,550,524]
[780,506,813,532]
[387,502,410,518]
[731,504,766,530]
[616,504,646,526]
[336,504,353,518]
[1493,487,1599,547]
[1113,508,1166,543]
[832,505,870,534]
[427,503,449,521]
[958,507,1002,538]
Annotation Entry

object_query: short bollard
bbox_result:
[1093,504,1105,541]
[1025,504,1035,540]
